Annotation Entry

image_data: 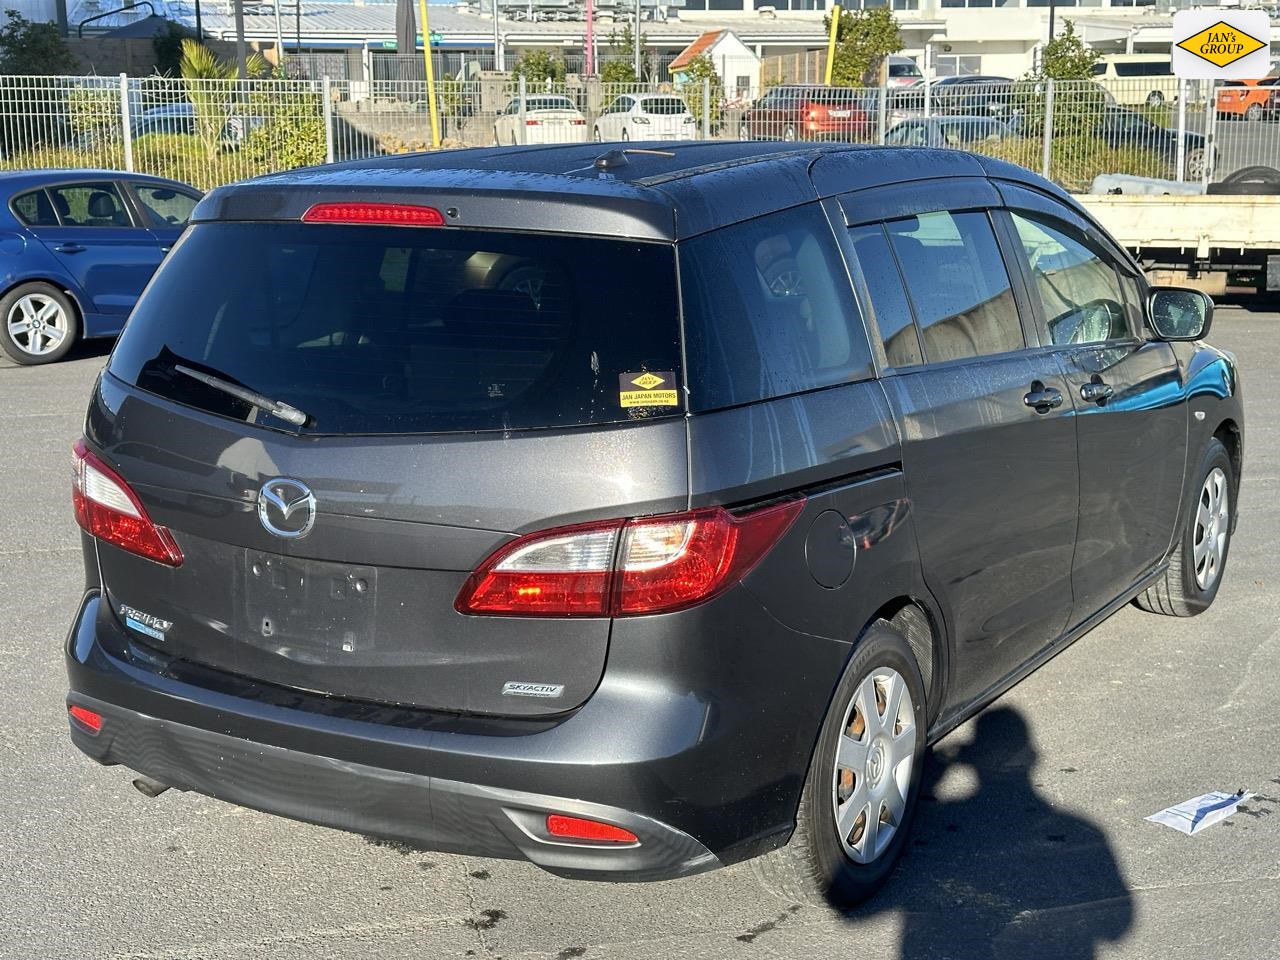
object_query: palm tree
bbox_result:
[179,38,266,160]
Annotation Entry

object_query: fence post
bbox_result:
[518,75,527,145]
[1202,82,1215,188]
[1176,77,1187,182]
[1041,78,1054,180]
[923,76,931,118]
[877,83,887,145]
[322,75,335,164]
[118,73,134,173]
[702,77,711,141]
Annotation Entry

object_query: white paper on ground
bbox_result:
[1145,790,1255,835]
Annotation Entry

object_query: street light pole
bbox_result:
[633,0,640,81]
[1048,0,1056,45]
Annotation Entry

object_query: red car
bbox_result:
[739,85,875,142]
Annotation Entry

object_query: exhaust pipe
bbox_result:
[131,775,171,799]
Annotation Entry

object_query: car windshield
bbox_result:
[640,97,688,115]
[109,222,682,435]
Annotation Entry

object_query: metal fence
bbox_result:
[2,74,1278,194]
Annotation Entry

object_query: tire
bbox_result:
[1146,90,1164,107]
[1222,164,1280,185]
[1186,147,1209,181]
[739,120,751,141]
[0,281,79,365]
[1246,103,1263,122]
[593,126,602,142]
[751,622,928,909]
[492,125,500,146]
[1135,437,1235,617]
[783,123,797,142]
[621,129,629,141]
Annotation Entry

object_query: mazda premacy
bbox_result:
[64,141,1242,907]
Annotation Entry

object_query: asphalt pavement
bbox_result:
[1,308,1277,960]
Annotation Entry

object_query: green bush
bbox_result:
[969,135,1168,192]
[679,55,722,132]
[241,92,326,171]
[66,87,120,146]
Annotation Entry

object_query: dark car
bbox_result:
[64,142,1242,908]
[0,170,202,364]
[889,75,1016,118]
[739,85,875,141]
[885,115,1011,149]
[1093,105,1214,179]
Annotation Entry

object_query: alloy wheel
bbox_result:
[1193,466,1230,590]
[6,292,68,357]
[831,666,916,865]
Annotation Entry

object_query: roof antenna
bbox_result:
[594,149,629,171]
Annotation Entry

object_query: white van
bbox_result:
[1092,55,1180,107]
[888,55,923,88]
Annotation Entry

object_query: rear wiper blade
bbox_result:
[174,364,310,427]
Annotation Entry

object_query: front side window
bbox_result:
[134,184,199,226]
[886,210,1024,363]
[680,204,873,411]
[46,182,132,228]
[1010,212,1131,345]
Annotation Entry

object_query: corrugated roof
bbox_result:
[667,29,722,73]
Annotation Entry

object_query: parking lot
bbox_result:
[1,306,1277,960]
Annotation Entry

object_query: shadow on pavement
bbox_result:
[871,707,1134,960]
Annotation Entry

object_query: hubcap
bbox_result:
[832,667,916,865]
[1193,466,1229,590]
[6,293,67,356]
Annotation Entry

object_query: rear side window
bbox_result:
[109,223,682,435]
[848,224,923,368]
[680,204,873,411]
[12,189,57,226]
[886,211,1023,364]
[47,182,131,228]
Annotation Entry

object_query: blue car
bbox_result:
[0,170,202,364]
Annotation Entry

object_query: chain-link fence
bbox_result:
[3,73,1279,195]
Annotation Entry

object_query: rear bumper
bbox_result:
[65,591,729,881]
[68,692,715,880]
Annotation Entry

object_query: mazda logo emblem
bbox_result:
[257,478,316,539]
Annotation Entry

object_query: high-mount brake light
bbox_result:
[455,500,803,618]
[301,202,446,227]
[72,440,183,567]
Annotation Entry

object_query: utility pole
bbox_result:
[493,0,502,71]
[1048,0,1056,45]
[585,0,595,76]
[233,0,248,79]
[273,0,284,70]
[418,0,442,147]
[633,0,641,82]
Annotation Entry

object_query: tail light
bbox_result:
[72,440,183,566]
[525,119,542,126]
[456,500,803,618]
[570,118,586,125]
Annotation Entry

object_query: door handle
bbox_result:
[54,243,85,254]
[1023,382,1064,414]
[159,245,171,253]
[1080,380,1115,403]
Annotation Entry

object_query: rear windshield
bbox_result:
[525,97,575,111]
[640,97,688,115]
[109,222,682,435]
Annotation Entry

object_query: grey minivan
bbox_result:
[64,142,1242,907]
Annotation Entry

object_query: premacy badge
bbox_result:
[1171,11,1271,80]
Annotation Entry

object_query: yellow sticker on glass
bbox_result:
[619,371,678,409]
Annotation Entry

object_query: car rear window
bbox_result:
[525,97,575,111]
[640,97,688,115]
[109,222,682,435]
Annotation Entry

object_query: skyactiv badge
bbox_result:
[1171,11,1270,80]
[619,371,679,409]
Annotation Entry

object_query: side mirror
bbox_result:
[1148,286,1213,341]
